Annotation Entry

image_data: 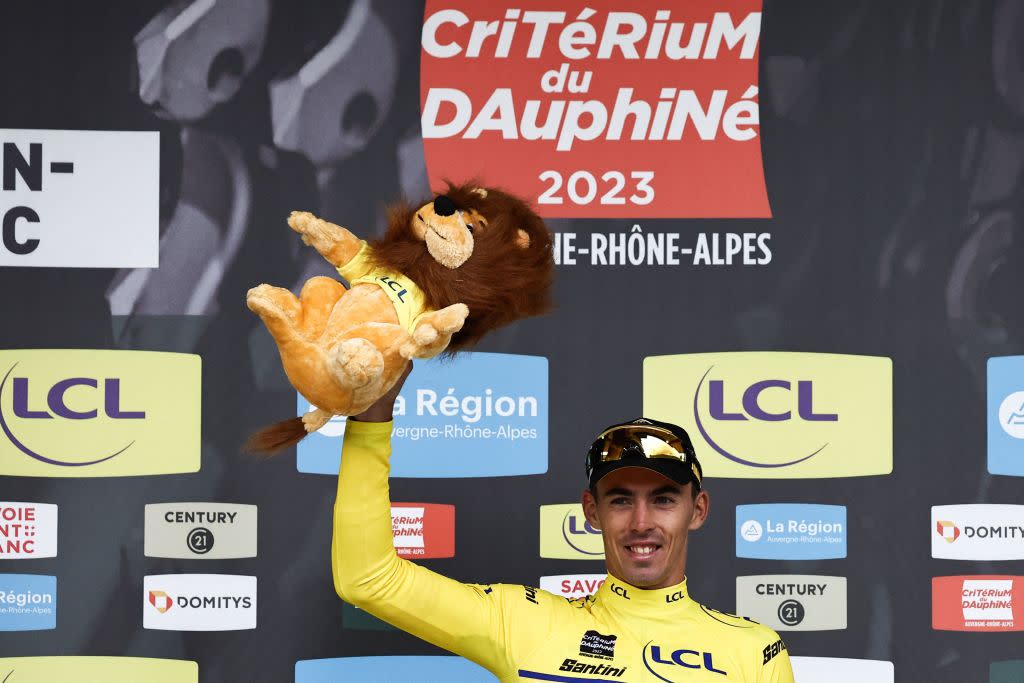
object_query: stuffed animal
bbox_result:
[245,183,554,452]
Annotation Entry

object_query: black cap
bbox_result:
[586,417,703,491]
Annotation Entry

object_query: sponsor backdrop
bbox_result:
[0,1,1021,681]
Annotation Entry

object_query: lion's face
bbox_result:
[371,182,554,351]
[411,187,530,269]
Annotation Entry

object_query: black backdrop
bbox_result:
[1,1,1023,681]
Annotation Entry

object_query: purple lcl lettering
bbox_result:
[742,380,791,422]
[797,381,837,421]
[12,378,50,419]
[48,378,98,419]
[105,379,145,419]
[568,516,597,535]
[708,380,744,420]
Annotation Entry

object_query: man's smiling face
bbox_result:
[582,467,710,589]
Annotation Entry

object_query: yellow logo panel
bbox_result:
[0,656,197,682]
[643,352,892,479]
[0,350,200,477]
[539,503,605,559]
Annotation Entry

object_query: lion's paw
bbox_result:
[330,338,384,389]
[246,284,279,316]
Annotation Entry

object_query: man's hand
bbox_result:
[349,361,413,423]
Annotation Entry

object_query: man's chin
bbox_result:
[620,566,666,588]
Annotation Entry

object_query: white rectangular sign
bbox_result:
[143,574,256,631]
[0,129,158,267]
[792,657,894,682]
[144,503,257,559]
[932,504,1024,560]
[0,502,57,558]
[736,575,847,631]
[539,574,606,599]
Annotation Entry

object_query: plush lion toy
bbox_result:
[245,183,554,452]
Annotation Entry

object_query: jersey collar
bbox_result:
[596,575,692,619]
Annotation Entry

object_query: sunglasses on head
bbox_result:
[585,424,702,489]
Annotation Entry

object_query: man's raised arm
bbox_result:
[331,366,549,677]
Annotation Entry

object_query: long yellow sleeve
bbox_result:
[331,420,533,679]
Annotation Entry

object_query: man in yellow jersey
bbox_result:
[333,366,795,682]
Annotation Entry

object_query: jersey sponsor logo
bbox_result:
[298,352,547,477]
[0,656,197,682]
[643,352,892,478]
[144,503,257,560]
[991,660,1024,682]
[143,574,256,631]
[0,350,200,477]
[736,575,847,631]
[539,504,604,559]
[0,129,158,268]
[391,503,455,558]
[791,657,894,682]
[932,575,1024,632]
[988,357,1024,476]
[736,504,846,559]
[296,656,492,682]
[642,642,728,678]
[420,2,768,219]
[762,638,786,665]
[931,505,1024,560]
[578,629,617,660]
[0,574,55,631]
[557,659,627,678]
[0,503,57,559]
[539,573,605,599]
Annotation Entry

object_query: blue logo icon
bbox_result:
[296,656,493,682]
[0,574,56,630]
[297,352,547,477]
[736,504,846,559]
[989,356,1024,476]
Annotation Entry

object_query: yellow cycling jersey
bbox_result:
[332,420,795,683]
[336,241,431,333]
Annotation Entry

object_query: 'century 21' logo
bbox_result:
[0,350,201,477]
[643,353,892,479]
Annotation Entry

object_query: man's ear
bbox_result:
[515,229,530,249]
[581,488,601,530]
[688,489,710,532]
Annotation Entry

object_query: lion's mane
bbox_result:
[368,182,554,352]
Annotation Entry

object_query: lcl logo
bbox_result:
[706,379,837,423]
[1,364,145,466]
[694,369,837,468]
[561,512,602,556]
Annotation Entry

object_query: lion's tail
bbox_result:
[244,417,308,454]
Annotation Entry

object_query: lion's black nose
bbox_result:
[433,195,457,217]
